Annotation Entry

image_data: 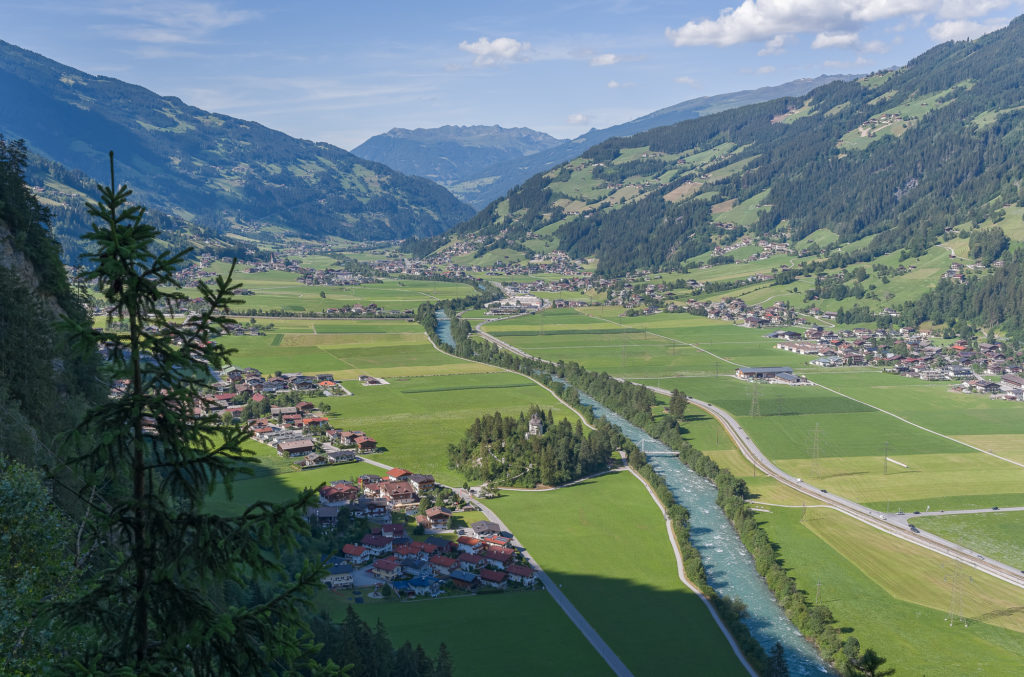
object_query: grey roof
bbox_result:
[737,366,793,375]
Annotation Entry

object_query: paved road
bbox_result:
[653,390,1024,589]
[456,488,635,677]
[473,322,1024,588]
[355,448,632,676]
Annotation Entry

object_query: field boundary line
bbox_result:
[423,332,596,430]
[578,311,744,367]
[811,381,1024,470]
[626,466,758,677]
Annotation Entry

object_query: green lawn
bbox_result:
[911,512,1024,570]
[187,273,475,313]
[321,590,612,677]
[491,471,746,676]
[216,319,496,378]
[490,309,1024,511]
[759,507,1024,676]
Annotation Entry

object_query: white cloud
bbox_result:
[590,53,620,66]
[458,37,531,66]
[665,1,1013,47]
[567,113,590,125]
[812,31,860,48]
[758,35,786,55]
[928,17,1009,39]
[94,2,258,44]
[757,65,776,73]
[607,80,621,88]
[675,75,698,85]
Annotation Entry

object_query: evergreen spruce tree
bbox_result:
[55,154,325,674]
[766,641,789,677]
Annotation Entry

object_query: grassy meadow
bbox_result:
[320,591,612,677]
[681,405,1024,675]
[487,308,1024,512]
[911,512,1024,570]
[195,263,475,312]
[492,470,746,676]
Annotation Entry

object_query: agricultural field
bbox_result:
[488,308,1024,511]
[321,590,612,677]
[911,512,1024,570]
[761,506,1024,676]
[216,318,495,379]
[676,405,1024,675]
[492,470,746,676]
[188,266,475,312]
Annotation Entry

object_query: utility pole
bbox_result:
[811,423,821,479]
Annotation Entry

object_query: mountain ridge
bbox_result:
[437,16,1024,277]
[374,75,856,208]
[0,40,474,242]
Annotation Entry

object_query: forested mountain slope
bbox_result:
[444,17,1024,277]
[413,75,852,208]
[0,41,473,241]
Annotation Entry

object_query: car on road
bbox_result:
[993,506,1000,510]
[909,525,920,533]
[820,489,828,493]
[913,511,920,514]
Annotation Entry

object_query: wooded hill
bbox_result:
[438,16,1024,277]
[0,41,473,242]
[447,408,615,487]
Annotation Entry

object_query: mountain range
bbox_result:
[437,16,1024,277]
[355,75,855,208]
[0,40,473,243]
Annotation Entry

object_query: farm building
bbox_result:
[735,367,794,381]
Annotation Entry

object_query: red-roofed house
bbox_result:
[354,435,377,451]
[380,523,406,539]
[478,568,508,589]
[360,534,392,556]
[386,468,411,480]
[302,417,330,429]
[425,508,454,528]
[342,543,369,565]
[457,553,483,571]
[371,558,400,581]
[429,555,457,576]
[507,564,536,586]
[456,535,483,554]
[481,546,516,570]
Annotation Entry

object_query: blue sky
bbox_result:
[2,0,1021,149]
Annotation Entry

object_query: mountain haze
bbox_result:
[406,75,855,208]
[0,41,473,241]
[352,125,564,192]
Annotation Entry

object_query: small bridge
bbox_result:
[643,451,680,457]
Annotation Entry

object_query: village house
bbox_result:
[371,558,401,581]
[478,569,508,589]
[322,557,354,589]
[507,564,537,586]
[342,543,369,565]
[277,439,315,457]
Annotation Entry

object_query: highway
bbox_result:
[470,320,1024,590]
[651,389,1024,590]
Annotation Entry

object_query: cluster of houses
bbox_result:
[951,372,1024,399]
[253,421,377,469]
[311,468,436,520]
[695,298,798,327]
[212,367,349,400]
[315,475,538,598]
